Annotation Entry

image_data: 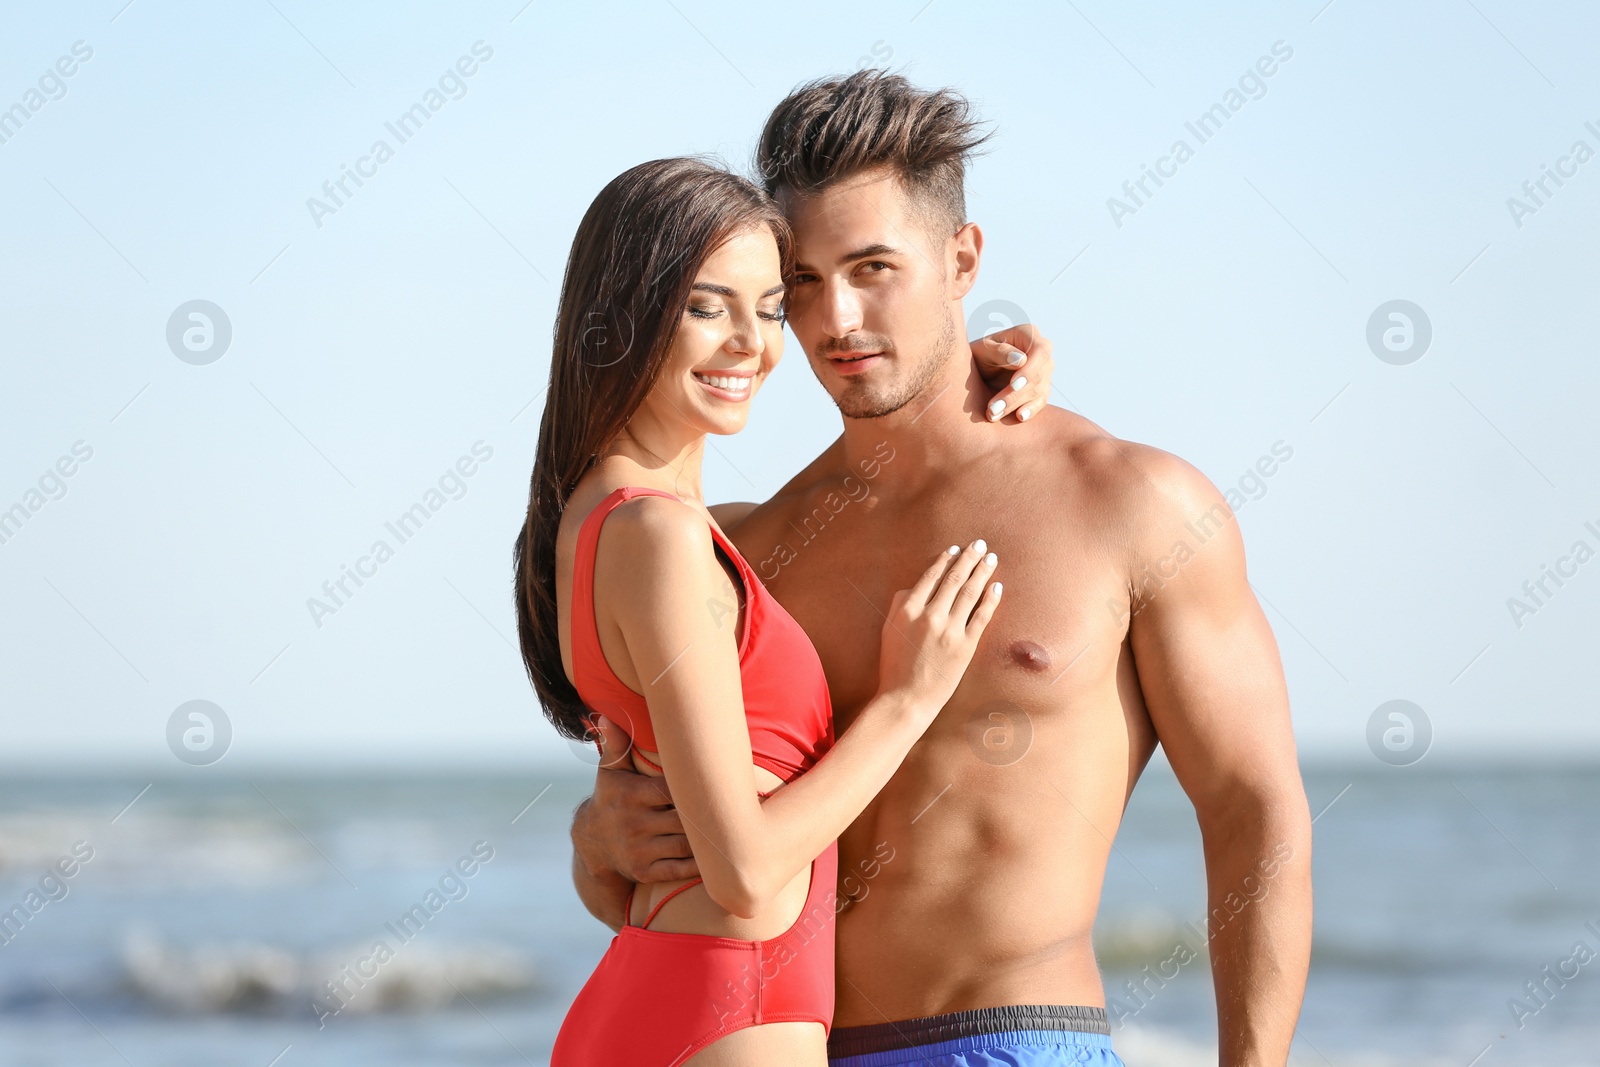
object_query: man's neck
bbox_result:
[838,358,1006,498]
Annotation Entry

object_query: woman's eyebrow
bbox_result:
[690,282,787,298]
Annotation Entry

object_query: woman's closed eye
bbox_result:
[688,304,784,323]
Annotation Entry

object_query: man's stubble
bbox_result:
[827,301,958,421]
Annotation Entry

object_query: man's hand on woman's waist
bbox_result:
[571,713,702,885]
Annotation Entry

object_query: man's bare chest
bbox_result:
[729,482,1130,725]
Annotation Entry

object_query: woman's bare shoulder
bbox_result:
[595,493,716,587]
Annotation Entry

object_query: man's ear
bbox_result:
[949,221,982,300]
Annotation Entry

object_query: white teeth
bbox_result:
[694,372,750,393]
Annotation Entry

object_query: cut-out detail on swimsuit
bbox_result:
[622,787,777,930]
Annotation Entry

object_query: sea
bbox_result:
[0,763,1594,1066]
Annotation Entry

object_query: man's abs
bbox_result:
[830,681,1148,1025]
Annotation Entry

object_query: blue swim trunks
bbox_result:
[828,1005,1124,1066]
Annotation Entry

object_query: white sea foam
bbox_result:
[1094,908,1204,969]
[0,812,312,888]
[120,927,536,1014]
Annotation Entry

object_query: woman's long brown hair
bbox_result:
[513,157,791,740]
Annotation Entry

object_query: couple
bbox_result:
[514,70,1313,1067]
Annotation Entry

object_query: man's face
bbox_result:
[780,168,969,419]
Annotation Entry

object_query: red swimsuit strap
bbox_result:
[572,487,682,701]
[578,489,792,933]
[573,486,754,770]
[640,878,704,929]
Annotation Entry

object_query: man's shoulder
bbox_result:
[733,437,852,525]
[1040,411,1228,535]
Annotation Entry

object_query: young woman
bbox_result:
[513,158,1036,1066]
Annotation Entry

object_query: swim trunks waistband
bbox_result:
[827,1004,1111,1059]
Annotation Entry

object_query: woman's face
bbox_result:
[644,226,786,439]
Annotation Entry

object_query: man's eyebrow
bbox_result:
[690,282,788,298]
[793,244,903,274]
[839,243,901,264]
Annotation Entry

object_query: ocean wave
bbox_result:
[1096,909,1495,976]
[0,812,316,888]
[119,927,537,1015]
[1094,909,1205,969]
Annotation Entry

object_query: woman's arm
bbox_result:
[597,495,999,918]
[971,323,1053,422]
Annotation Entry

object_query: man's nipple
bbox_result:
[1009,640,1052,672]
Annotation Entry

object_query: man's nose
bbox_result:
[821,278,863,338]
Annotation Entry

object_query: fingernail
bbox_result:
[973,539,987,554]
[992,582,1003,595]
[948,544,960,555]
[984,552,996,566]
[1017,407,1031,421]
[988,399,1005,415]
[1012,376,1027,391]
[1006,350,1025,367]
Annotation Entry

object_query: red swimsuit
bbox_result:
[551,487,839,1066]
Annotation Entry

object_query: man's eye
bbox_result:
[792,273,818,285]
[860,261,889,273]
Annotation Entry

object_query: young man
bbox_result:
[571,71,1313,1066]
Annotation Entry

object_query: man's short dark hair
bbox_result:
[755,69,991,238]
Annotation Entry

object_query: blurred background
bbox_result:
[1,0,1596,1063]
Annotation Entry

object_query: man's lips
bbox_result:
[827,351,884,375]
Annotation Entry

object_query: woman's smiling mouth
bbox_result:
[692,370,754,399]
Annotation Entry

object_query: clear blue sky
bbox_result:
[2,0,1596,769]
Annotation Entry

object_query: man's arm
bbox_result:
[570,804,633,933]
[569,714,700,930]
[1121,447,1313,1067]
